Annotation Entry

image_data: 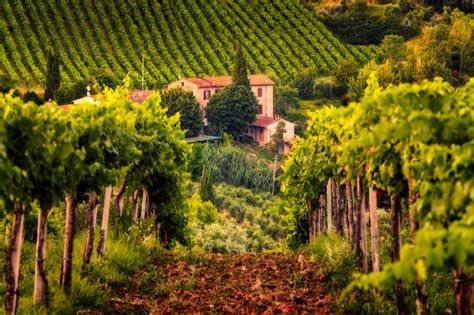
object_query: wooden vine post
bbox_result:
[34,207,49,306]
[326,179,333,231]
[83,193,99,270]
[97,186,113,256]
[369,187,379,272]
[4,205,25,315]
[60,194,75,294]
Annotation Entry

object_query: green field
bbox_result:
[0,0,379,86]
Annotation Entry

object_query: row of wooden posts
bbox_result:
[4,183,150,314]
[308,177,417,313]
[308,178,379,273]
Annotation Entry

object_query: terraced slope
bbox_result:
[0,0,379,86]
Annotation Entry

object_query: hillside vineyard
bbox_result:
[0,0,379,85]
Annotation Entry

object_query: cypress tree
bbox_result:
[44,48,61,101]
[232,43,250,88]
[199,167,215,203]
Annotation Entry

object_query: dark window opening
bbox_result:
[257,88,263,97]
[204,90,211,100]
[258,104,263,114]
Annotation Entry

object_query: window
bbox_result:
[260,127,263,134]
[257,88,263,97]
[203,90,211,100]
[181,82,184,87]
[258,104,263,114]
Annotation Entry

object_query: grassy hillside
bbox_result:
[0,0,379,86]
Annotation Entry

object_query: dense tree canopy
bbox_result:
[160,87,203,137]
[205,85,258,138]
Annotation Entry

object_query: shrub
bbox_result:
[291,68,318,99]
[306,233,356,291]
[192,220,249,253]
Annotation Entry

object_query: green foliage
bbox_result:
[291,68,317,100]
[190,183,285,253]
[0,73,17,94]
[274,85,300,116]
[44,48,61,101]
[282,76,474,310]
[188,143,206,180]
[192,220,249,253]
[319,2,419,45]
[306,233,356,291]
[268,121,286,156]
[381,35,407,63]
[199,166,215,203]
[0,0,377,85]
[187,194,222,225]
[23,90,43,105]
[160,87,203,137]
[231,43,250,88]
[203,145,273,193]
[313,76,341,99]
[206,85,258,138]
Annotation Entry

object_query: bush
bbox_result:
[23,90,43,105]
[291,68,318,99]
[306,233,356,291]
[319,2,419,45]
[274,85,300,116]
[192,220,249,253]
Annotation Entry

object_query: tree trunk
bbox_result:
[114,179,127,233]
[454,268,474,315]
[33,208,49,306]
[308,202,314,243]
[326,179,333,231]
[141,188,149,219]
[345,179,354,244]
[361,190,368,273]
[82,193,98,272]
[60,194,75,295]
[4,205,25,315]
[319,195,325,233]
[97,186,112,256]
[132,190,140,222]
[354,177,364,271]
[92,203,99,229]
[369,187,380,272]
[333,180,339,235]
[334,183,344,237]
[408,178,428,314]
[408,178,419,243]
[390,194,407,314]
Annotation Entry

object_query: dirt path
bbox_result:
[109,252,333,313]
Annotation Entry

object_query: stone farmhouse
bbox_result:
[167,74,295,146]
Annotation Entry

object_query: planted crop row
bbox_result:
[1,0,378,86]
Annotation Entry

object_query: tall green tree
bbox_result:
[199,166,215,203]
[205,85,258,138]
[161,88,203,137]
[232,43,250,88]
[44,49,61,102]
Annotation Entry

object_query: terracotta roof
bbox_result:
[128,90,154,104]
[251,116,280,127]
[182,74,274,88]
